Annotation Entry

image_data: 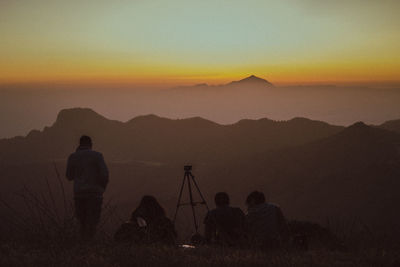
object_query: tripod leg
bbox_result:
[187,175,199,233]
[173,174,187,224]
[190,173,209,211]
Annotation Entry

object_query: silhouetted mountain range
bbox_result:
[172,75,273,90]
[0,108,399,230]
[0,108,342,163]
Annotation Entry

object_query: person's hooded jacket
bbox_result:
[66,146,109,197]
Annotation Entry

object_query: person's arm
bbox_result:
[161,218,177,245]
[66,155,74,181]
[243,213,253,244]
[98,153,109,189]
[276,207,289,241]
[238,209,246,228]
[236,209,247,243]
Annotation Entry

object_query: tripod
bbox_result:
[173,166,209,233]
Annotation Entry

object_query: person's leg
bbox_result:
[74,197,88,240]
[85,197,103,240]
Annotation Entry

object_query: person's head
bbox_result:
[214,192,230,207]
[79,135,92,148]
[245,191,266,208]
[132,195,165,222]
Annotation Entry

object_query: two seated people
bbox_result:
[205,191,287,247]
[115,191,288,248]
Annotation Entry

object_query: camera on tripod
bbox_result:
[174,165,208,240]
[184,165,192,171]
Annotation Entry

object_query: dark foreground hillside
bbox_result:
[1,242,399,267]
[1,182,399,267]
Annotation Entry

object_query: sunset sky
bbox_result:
[1,0,399,87]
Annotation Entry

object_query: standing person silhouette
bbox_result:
[66,135,109,241]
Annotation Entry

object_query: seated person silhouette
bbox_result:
[245,191,288,248]
[203,192,245,246]
[114,195,176,245]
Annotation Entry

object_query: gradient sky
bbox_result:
[1,0,399,86]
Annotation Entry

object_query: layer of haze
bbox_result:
[1,0,400,85]
[1,81,400,138]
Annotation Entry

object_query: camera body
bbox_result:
[184,165,192,171]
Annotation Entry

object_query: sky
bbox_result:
[1,0,400,87]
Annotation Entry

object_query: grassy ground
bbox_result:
[1,183,399,267]
[0,240,399,267]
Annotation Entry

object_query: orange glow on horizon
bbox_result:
[1,62,399,88]
[2,1,400,89]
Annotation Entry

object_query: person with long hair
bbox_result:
[245,191,288,248]
[115,195,176,245]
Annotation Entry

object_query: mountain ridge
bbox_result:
[0,108,346,140]
[3,108,400,143]
[171,75,274,90]
[380,119,400,134]
[0,108,344,163]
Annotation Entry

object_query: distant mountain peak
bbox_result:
[126,114,166,124]
[350,121,368,128]
[380,119,400,134]
[336,121,400,142]
[228,75,274,87]
[57,108,103,120]
[194,83,208,87]
[54,108,109,127]
[344,121,371,133]
[244,75,261,80]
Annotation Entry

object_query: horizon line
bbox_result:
[1,77,400,90]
